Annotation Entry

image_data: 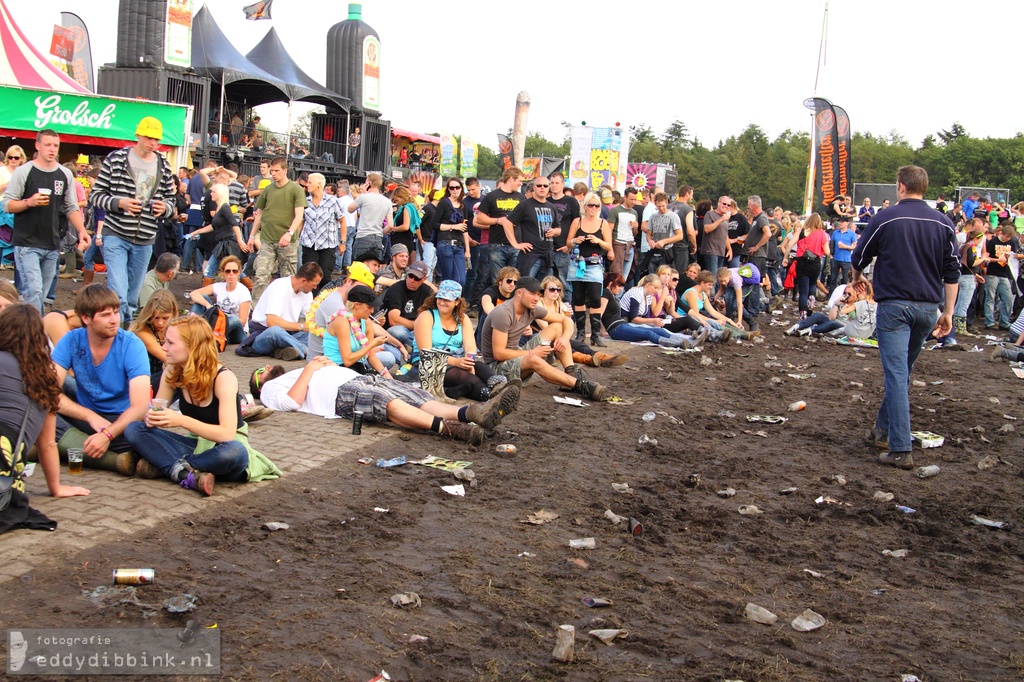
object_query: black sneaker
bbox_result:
[466,381,521,430]
[575,379,608,401]
[441,419,485,445]
[878,451,914,470]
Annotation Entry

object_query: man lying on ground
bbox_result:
[250,356,521,445]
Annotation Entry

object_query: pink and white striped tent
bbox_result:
[0,0,88,93]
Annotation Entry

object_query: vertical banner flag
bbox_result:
[833,104,852,200]
[439,132,458,178]
[60,13,95,92]
[459,136,478,178]
[164,0,193,67]
[812,97,839,210]
[49,26,74,60]
[569,125,626,191]
[497,134,513,173]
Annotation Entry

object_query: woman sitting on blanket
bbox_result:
[785,280,877,338]
[413,279,507,401]
[603,274,707,348]
[124,316,278,496]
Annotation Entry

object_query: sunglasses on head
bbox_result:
[253,366,268,391]
[547,286,562,292]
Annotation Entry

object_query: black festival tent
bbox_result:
[190,5,290,107]
[245,28,350,112]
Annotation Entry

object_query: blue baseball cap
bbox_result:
[436,280,463,301]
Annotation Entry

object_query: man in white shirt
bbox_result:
[236,262,322,360]
[252,356,521,444]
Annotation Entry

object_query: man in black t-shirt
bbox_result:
[668,185,697,273]
[463,177,487,306]
[382,260,432,347]
[1,129,90,312]
[546,172,579,299]
[500,177,556,279]
[474,167,525,290]
[983,223,1021,330]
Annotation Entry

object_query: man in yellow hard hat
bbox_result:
[89,116,176,321]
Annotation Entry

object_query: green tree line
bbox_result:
[470,120,1024,209]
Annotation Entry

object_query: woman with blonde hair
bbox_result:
[0,145,25,193]
[189,183,245,287]
[129,290,178,390]
[538,275,626,366]
[0,304,89,517]
[566,192,614,346]
[124,316,270,496]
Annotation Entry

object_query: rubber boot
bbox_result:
[202,277,215,288]
[572,351,594,366]
[573,311,587,342]
[589,313,607,347]
[72,269,95,295]
[240,276,255,292]
[418,348,456,403]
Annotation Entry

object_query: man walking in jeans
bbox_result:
[851,166,959,470]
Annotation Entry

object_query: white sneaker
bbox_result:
[785,324,800,336]
[798,327,813,337]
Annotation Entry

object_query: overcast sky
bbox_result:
[11,0,1024,150]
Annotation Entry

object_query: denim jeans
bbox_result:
[796,312,843,335]
[723,284,761,324]
[874,300,939,453]
[436,240,467,285]
[352,235,383,262]
[102,234,153,321]
[14,246,58,312]
[465,244,485,303]
[82,239,101,270]
[829,260,853,291]
[123,422,249,482]
[484,244,519,286]
[181,232,203,272]
[700,254,724,274]
[608,322,671,343]
[388,324,415,348]
[552,249,572,302]
[419,240,437,281]
[342,227,358,268]
[984,275,1013,327]
[954,274,977,318]
[252,327,308,358]
[518,248,554,280]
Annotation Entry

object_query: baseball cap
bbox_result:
[515,276,543,293]
[135,116,163,140]
[436,280,462,301]
[835,215,851,223]
[347,261,375,287]
[391,243,409,257]
[406,260,429,280]
[347,285,376,304]
[600,189,613,203]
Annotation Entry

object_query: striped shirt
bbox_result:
[228,180,249,213]
[619,286,653,322]
[89,147,175,245]
[300,194,345,250]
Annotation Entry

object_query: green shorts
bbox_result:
[487,333,552,381]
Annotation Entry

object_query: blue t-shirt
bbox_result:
[831,229,857,263]
[51,328,149,414]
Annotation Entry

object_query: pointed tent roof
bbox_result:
[246,28,350,112]
[190,5,290,106]
[0,0,90,93]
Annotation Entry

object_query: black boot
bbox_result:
[589,313,607,347]
[573,311,587,342]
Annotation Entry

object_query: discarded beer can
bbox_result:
[113,568,154,586]
[352,410,364,435]
[915,465,941,479]
[788,400,807,412]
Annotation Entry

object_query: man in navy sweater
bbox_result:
[851,166,959,470]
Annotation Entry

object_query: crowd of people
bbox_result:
[2,114,1023,531]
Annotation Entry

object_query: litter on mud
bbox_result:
[569,537,596,549]
[744,602,778,625]
[791,609,826,632]
[262,522,289,531]
[390,592,421,608]
[522,510,559,525]
[553,395,588,407]
[589,628,628,645]
[441,484,465,496]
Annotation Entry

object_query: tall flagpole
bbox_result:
[803,2,829,216]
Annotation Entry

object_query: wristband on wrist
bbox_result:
[100,427,114,440]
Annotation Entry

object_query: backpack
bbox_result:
[202,305,229,352]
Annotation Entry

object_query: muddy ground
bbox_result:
[2,272,1023,681]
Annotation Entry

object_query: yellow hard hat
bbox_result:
[136,116,163,140]
[347,261,375,287]
[76,154,89,165]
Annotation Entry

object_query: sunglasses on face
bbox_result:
[671,277,679,282]
[407,274,424,281]
[534,183,549,188]
[547,286,562,292]
[448,185,462,190]
[7,156,20,160]
[504,278,518,285]
[223,268,240,274]
[586,203,601,208]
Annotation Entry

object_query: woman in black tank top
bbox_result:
[124,316,247,496]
